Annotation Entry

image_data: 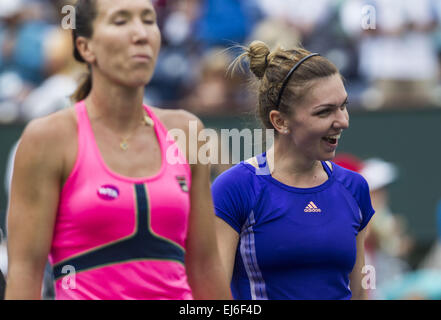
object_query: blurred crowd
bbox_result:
[2,0,441,124]
[334,154,441,300]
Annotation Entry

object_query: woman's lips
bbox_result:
[132,55,151,62]
[322,137,338,146]
[322,133,341,150]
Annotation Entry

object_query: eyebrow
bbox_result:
[314,96,348,109]
[109,8,155,19]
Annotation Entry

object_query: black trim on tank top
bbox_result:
[52,184,185,280]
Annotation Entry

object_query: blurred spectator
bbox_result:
[19,26,80,121]
[255,0,359,75]
[160,0,200,46]
[419,199,441,270]
[256,0,334,41]
[0,0,52,85]
[0,0,80,122]
[148,0,261,107]
[333,152,365,173]
[245,1,361,107]
[334,154,414,299]
[2,0,440,119]
[375,269,441,299]
[22,2,82,120]
[362,158,413,258]
[181,47,251,116]
[194,0,261,49]
[146,0,201,106]
[361,158,414,298]
[247,18,301,52]
[340,0,440,109]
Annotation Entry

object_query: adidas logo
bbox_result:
[304,201,322,213]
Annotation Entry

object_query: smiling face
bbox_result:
[285,73,349,161]
[81,0,161,87]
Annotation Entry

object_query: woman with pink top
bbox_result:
[5,0,231,300]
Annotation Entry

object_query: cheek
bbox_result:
[292,120,325,142]
[293,124,331,155]
[149,28,162,63]
[299,129,323,146]
[94,34,128,65]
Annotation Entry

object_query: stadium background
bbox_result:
[1,0,441,299]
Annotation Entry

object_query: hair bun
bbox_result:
[248,40,270,79]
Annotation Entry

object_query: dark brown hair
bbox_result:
[231,40,339,130]
[71,0,98,102]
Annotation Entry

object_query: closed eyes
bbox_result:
[114,19,155,26]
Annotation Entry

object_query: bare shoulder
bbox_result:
[18,107,77,166]
[150,107,206,168]
[151,107,204,133]
[22,107,76,145]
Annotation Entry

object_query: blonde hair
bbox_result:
[230,40,339,130]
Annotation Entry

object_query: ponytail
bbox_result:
[71,0,97,102]
[71,72,92,102]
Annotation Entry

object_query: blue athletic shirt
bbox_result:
[212,152,375,300]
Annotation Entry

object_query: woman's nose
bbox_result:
[334,108,349,130]
[131,20,149,44]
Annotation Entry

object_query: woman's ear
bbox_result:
[75,36,96,64]
[269,110,290,135]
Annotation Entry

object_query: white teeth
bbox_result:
[326,133,341,139]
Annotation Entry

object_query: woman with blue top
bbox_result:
[212,40,375,300]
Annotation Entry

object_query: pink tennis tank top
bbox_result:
[48,101,193,300]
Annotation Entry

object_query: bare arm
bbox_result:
[214,217,239,285]
[183,116,232,299]
[212,158,250,284]
[349,228,368,300]
[5,118,64,299]
[185,159,232,299]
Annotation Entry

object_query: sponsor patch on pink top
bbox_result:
[97,185,119,200]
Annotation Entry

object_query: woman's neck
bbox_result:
[267,137,326,188]
[85,72,146,132]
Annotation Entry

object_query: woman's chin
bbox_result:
[120,69,154,88]
[120,76,152,88]
[319,151,337,162]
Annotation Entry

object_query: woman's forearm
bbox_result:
[5,265,44,300]
[186,252,232,300]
